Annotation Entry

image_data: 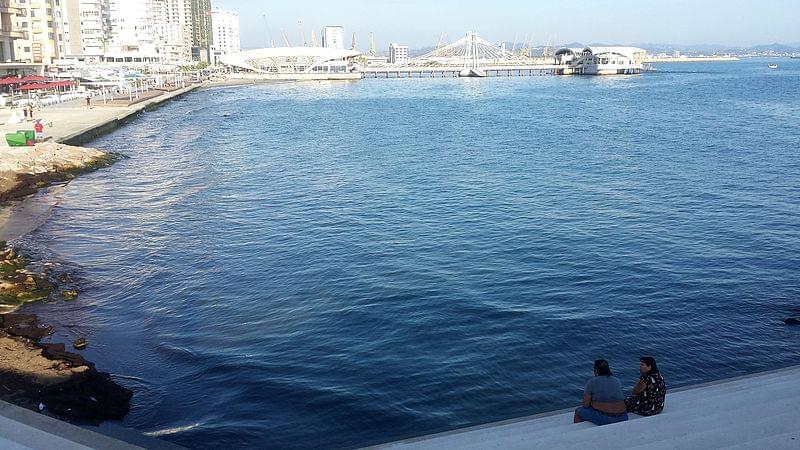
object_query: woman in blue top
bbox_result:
[574,359,629,425]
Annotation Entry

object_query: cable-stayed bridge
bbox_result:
[362,32,559,78]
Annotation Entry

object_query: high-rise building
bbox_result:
[190,0,212,62]
[388,43,409,65]
[14,0,67,65]
[62,0,111,62]
[211,7,239,63]
[154,0,192,63]
[0,0,25,62]
[322,26,344,50]
[106,0,160,62]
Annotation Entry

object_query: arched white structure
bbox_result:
[221,47,361,76]
[413,32,524,67]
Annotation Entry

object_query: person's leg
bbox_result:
[574,408,584,423]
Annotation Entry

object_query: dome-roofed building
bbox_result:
[220,47,362,80]
[554,46,647,75]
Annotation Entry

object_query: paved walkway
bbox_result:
[0,85,198,145]
[375,365,800,449]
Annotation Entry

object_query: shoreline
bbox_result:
[0,81,204,431]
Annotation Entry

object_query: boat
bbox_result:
[768,64,778,69]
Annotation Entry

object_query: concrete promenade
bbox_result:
[0,399,184,449]
[375,365,800,449]
[0,84,199,146]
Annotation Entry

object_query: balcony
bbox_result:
[0,1,24,16]
[0,27,26,40]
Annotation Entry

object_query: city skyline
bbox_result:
[212,0,800,51]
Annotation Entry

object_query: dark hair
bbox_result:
[594,359,612,376]
[640,356,659,375]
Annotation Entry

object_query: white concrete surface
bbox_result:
[0,400,183,449]
[375,365,800,449]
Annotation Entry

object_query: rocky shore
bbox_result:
[0,142,122,204]
[0,143,132,422]
[0,240,132,422]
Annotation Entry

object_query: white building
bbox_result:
[62,0,112,62]
[106,0,160,62]
[555,46,646,75]
[211,7,240,64]
[221,46,361,80]
[153,0,193,64]
[322,26,344,50]
[388,43,409,65]
[14,0,67,65]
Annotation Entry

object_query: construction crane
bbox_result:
[262,13,273,48]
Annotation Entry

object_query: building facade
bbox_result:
[0,0,26,62]
[62,0,111,62]
[14,0,67,65]
[154,0,192,63]
[211,7,239,63]
[190,0,211,62]
[322,26,344,50]
[388,43,409,65]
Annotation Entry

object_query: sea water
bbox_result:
[17,59,800,448]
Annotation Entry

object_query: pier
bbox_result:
[361,65,561,78]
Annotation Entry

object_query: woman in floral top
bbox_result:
[625,356,666,416]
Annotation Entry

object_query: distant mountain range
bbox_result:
[408,42,800,57]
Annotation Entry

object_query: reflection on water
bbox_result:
[16,59,800,449]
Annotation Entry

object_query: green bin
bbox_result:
[16,130,35,141]
[5,132,27,147]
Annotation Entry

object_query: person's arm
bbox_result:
[582,392,592,408]
[632,379,646,395]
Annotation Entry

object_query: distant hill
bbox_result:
[407,42,800,57]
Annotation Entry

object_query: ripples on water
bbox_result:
[16,59,800,448]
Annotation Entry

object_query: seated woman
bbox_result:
[625,356,666,416]
[574,359,629,425]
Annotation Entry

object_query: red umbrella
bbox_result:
[20,75,48,83]
[0,77,22,85]
[16,83,45,91]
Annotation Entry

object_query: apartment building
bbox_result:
[211,7,239,64]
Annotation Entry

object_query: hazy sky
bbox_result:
[212,0,800,50]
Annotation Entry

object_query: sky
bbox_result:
[212,0,800,51]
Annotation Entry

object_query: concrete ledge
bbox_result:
[0,400,184,449]
[371,364,800,449]
[59,84,199,147]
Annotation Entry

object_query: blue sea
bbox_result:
[14,58,800,448]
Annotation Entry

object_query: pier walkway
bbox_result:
[361,65,561,78]
[374,365,800,449]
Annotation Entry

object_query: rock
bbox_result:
[23,275,37,289]
[73,338,87,350]
[39,343,93,368]
[1,313,37,328]
[36,370,133,421]
[785,317,800,326]
[5,323,54,340]
[62,289,78,300]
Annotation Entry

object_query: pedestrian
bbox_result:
[85,93,91,109]
[574,359,629,425]
[34,120,44,142]
[23,105,29,121]
[27,104,34,121]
